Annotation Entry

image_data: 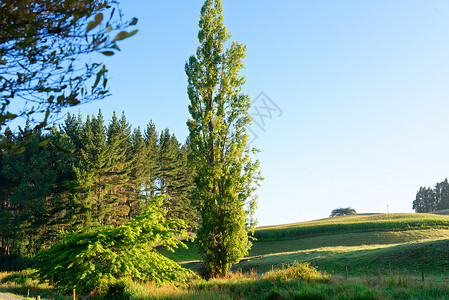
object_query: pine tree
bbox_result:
[172,143,198,230]
[105,112,133,225]
[437,179,449,210]
[156,130,198,228]
[157,129,179,198]
[413,186,436,213]
[185,0,262,277]
[413,187,425,213]
[71,111,110,226]
[0,127,73,257]
[128,127,148,219]
[0,110,199,260]
[144,121,159,200]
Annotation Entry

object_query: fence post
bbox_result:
[345,266,348,280]
[36,296,40,300]
[73,288,76,300]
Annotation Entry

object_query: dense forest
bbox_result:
[412,178,449,213]
[0,111,197,261]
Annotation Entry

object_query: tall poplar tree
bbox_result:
[185,0,261,277]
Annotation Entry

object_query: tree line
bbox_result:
[1,0,261,284]
[412,178,449,213]
[0,111,197,260]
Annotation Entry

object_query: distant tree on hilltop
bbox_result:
[413,178,449,213]
[330,207,357,217]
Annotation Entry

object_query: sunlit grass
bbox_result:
[162,228,449,263]
[0,270,53,299]
[249,229,449,256]
[3,261,449,299]
[235,238,449,277]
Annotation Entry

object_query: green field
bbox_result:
[254,213,449,241]
[431,209,449,216]
[159,212,449,288]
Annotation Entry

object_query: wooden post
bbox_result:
[272,265,273,271]
[73,288,76,300]
[421,271,425,282]
[26,289,29,299]
[345,266,348,280]
[36,296,40,300]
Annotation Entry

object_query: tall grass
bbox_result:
[0,270,55,299]
[5,267,449,299]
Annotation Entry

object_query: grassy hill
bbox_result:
[236,237,449,277]
[254,213,449,241]
[431,209,449,215]
[160,213,449,278]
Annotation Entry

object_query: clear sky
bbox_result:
[66,1,449,226]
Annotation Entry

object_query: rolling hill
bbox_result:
[160,213,449,277]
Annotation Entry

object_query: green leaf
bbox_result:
[95,12,103,23]
[86,13,103,33]
[101,51,114,56]
[36,139,50,147]
[0,112,18,122]
[86,21,96,33]
[110,44,121,51]
[14,147,26,155]
[112,29,138,42]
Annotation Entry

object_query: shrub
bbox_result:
[35,196,197,294]
[330,207,357,217]
[262,261,330,283]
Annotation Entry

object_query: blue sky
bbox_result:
[67,1,449,226]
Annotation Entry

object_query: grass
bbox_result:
[234,238,449,276]
[0,270,56,300]
[3,266,449,299]
[160,213,449,291]
[159,214,449,262]
[161,229,449,264]
[248,229,449,257]
[431,209,449,215]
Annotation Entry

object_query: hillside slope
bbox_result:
[255,213,449,241]
[161,213,449,277]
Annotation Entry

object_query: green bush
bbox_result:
[262,261,330,283]
[330,207,357,217]
[35,196,197,294]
